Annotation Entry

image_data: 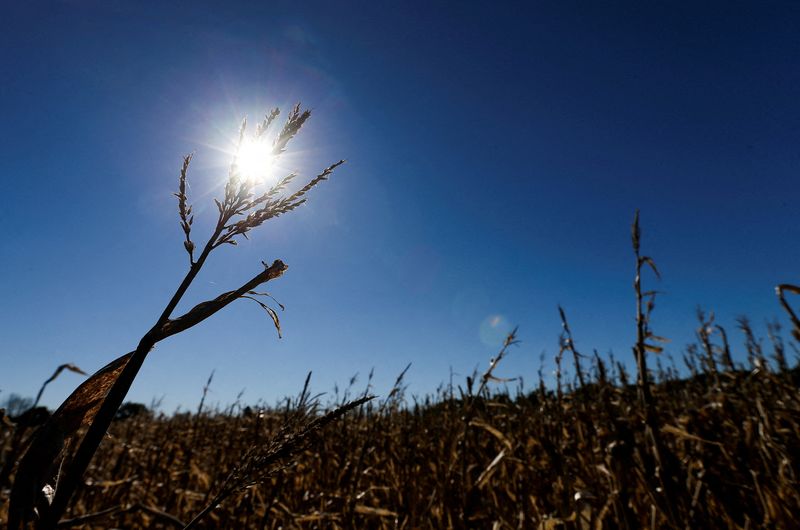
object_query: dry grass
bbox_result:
[2,316,799,528]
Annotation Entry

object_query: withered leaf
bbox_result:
[644,343,664,354]
[8,351,133,530]
[241,295,282,338]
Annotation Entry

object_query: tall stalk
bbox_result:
[630,210,683,526]
[8,105,343,530]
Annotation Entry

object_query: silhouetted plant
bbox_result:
[7,104,344,530]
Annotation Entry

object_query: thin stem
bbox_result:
[156,222,223,326]
[39,225,283,529]
[631,210,682,526]
[182,492,225,530]
[632,211,652,408]
[26,106,334,528]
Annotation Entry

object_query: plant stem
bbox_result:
[40,229,218,526]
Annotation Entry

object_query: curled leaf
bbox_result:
[247,290,285,311]
[640,256,661,279]
[644,343,664,354]
[9,352,133,529]
[776,284,800,340]
[241,295,282,338]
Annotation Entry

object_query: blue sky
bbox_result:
[1,1,798,411]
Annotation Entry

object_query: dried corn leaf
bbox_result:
[661,424,722,447]
[8,351,133,529]
[644,343,664,354]
[470,419,513,450]
[476,449,506,488]
[354,504,398,517]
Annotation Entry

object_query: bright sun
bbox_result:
[236,137,276,183]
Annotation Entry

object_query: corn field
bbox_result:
[2,316,800,529]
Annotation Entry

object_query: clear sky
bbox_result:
[1,1,798,411]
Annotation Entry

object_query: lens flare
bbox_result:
[479,314,512,347]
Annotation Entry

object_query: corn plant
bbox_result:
[7,104,344,530]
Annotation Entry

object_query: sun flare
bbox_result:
[236,137,276,183]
